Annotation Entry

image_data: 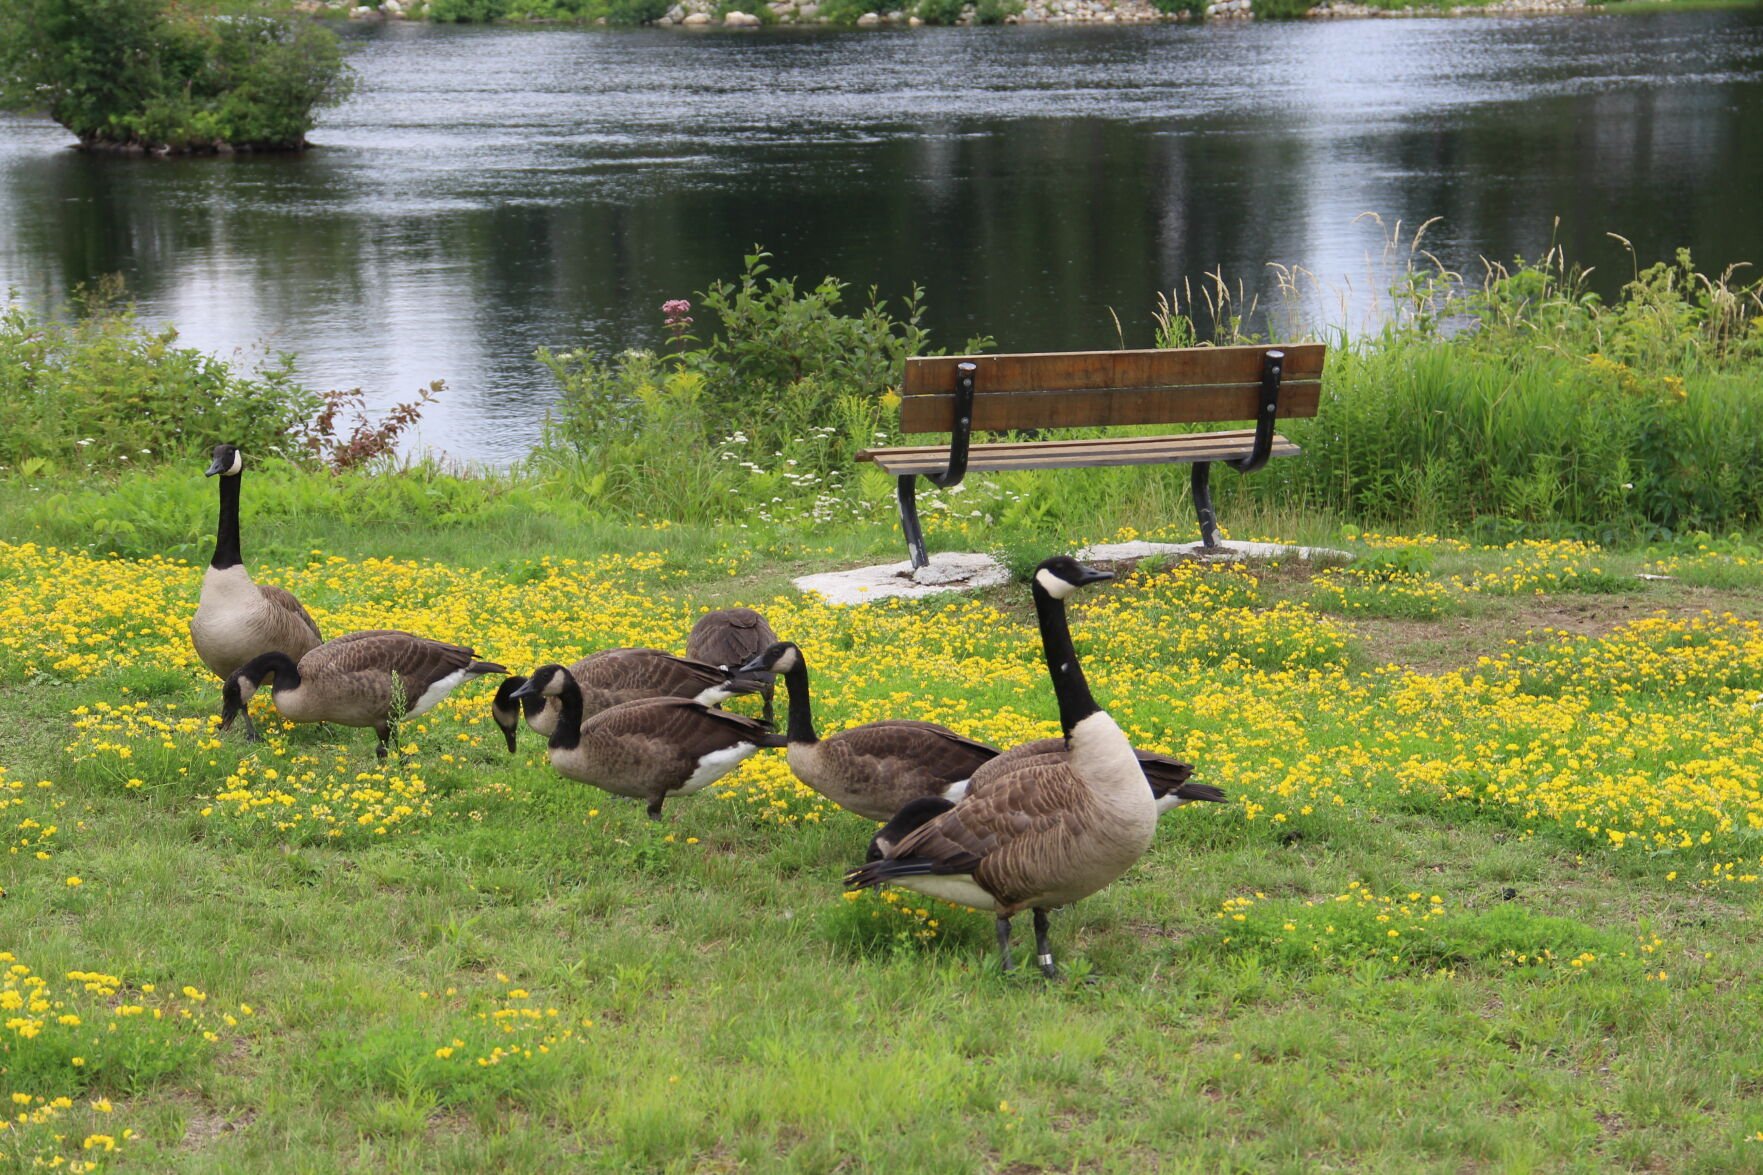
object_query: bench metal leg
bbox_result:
[897,475,929,570]
[1192,462,1221,549]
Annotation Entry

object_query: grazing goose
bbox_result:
[846,556,1157,979]
[221,630,506,759]
[734,641,999,823]
[491,648,765,754]
[686,607,779,725]
[188,443,323,687]
[867,759,1222,862]
[509,663,786,819]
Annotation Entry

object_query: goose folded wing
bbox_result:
[323,632,478,694]
[257,582,323,641]
[892,762,1095,890]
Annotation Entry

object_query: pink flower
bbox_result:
[661,299,693,327]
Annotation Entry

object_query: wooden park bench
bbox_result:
[857,343,1326,569]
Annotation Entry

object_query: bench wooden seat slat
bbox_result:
[869,343,1323,568]
[859,430,1297,475]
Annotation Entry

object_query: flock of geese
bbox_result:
[190,444,1224,978]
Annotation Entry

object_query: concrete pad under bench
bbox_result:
[793,552,1010,605]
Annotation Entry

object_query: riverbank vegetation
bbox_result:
[0,0,353,153]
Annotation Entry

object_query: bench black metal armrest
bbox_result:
[1192,348,1283,547]
[897,361,976,569]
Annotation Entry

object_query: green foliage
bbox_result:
[430,0,509,16]
[1150,0,1206,16]
[1267,249,1763,540]
[535,250,990,523]
[1248,0,1309,17]
[818,0,886,19]
[913,0,966,22]
[972,0,1021,21]
[0,0,354,152]
[0,282,321,473]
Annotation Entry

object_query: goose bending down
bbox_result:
[734,641,999,823]
[221,630,507,759]
[509,663,786,819]
[491,648,765,754]
[846,556,1157,979]
[686,607,779,725]
[867,758,1222,862]
[189,444,323,739]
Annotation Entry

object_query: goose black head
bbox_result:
[508,663,570,701]
[737,641,801,677]
[205,443,243,478]
[491,675,531,753]
[1031,555,1115,601]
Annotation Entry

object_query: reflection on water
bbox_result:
[2,13,1760,461]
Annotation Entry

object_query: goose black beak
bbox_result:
[508,680,538,701]
[1075,565,1115,586]
[204,458,227,477]
[735,653,767,676]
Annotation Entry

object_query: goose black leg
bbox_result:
[761,686,775,729]
[375,723,391,761]
[996,916,1015,973]
[646,796,666,821]
[1033,909,1060,980]
[241,707,261,744]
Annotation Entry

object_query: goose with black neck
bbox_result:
[845,555,1158,979]
[188,443,323,737]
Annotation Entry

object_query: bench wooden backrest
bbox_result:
[899,343,1327,434]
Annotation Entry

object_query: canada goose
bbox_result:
[490,648,765,754]
[221,629,506,759]
[846,556,1156,979]
[189,443,323,695]
[509,663,786,819]
[734,641,999,823]
[686,607,779,725]
[867,755,1222,862]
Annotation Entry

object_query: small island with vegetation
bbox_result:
[0,0,354,154]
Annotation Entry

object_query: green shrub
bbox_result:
[1150,0,1205,15]
[818,0,885,20]
[429,0,509,18]
[0,0,353,152]
[534,251,990,523]
[0,281,321,472]
[1249,0,1310,16]
[914,0,966,22]
[972,0,1020,21]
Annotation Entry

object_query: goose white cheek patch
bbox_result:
[1034,569,1079,600]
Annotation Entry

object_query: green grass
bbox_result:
[6,485,1763,1169]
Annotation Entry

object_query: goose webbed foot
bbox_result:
[646,797,666,821]
[1033,909,1061,981]
[996,916,1015,973]
[375,724,392,761]
[241,709,261,744]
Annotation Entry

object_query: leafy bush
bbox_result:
[0,0,354,152]
[0,281,321,472]
[1150,0,1205,15]
[818,0,886,20]
[429,0,510,18]
[914,0,966,22]
[973,0,1021,21]
[534,251,990,522]
[1249,0,1312,16]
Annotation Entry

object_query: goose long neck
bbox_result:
[211,474,242,570]
[244,652,299,694]
[783,661,817,744]
[1033,584,1101,740]
[548,677,584,752]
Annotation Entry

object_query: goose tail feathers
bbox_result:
[844,857,938,890]
[467,660,509,677]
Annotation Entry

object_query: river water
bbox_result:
[2,13,1759,462]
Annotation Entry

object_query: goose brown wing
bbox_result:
[586,697,785,759]
[256,582,322,643]
[967,737,1066,793]
[825,721,998,781]
[312,631,477,696]
[891,761,1096,904]
[576,648,737,697]
[686,609,778,670]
